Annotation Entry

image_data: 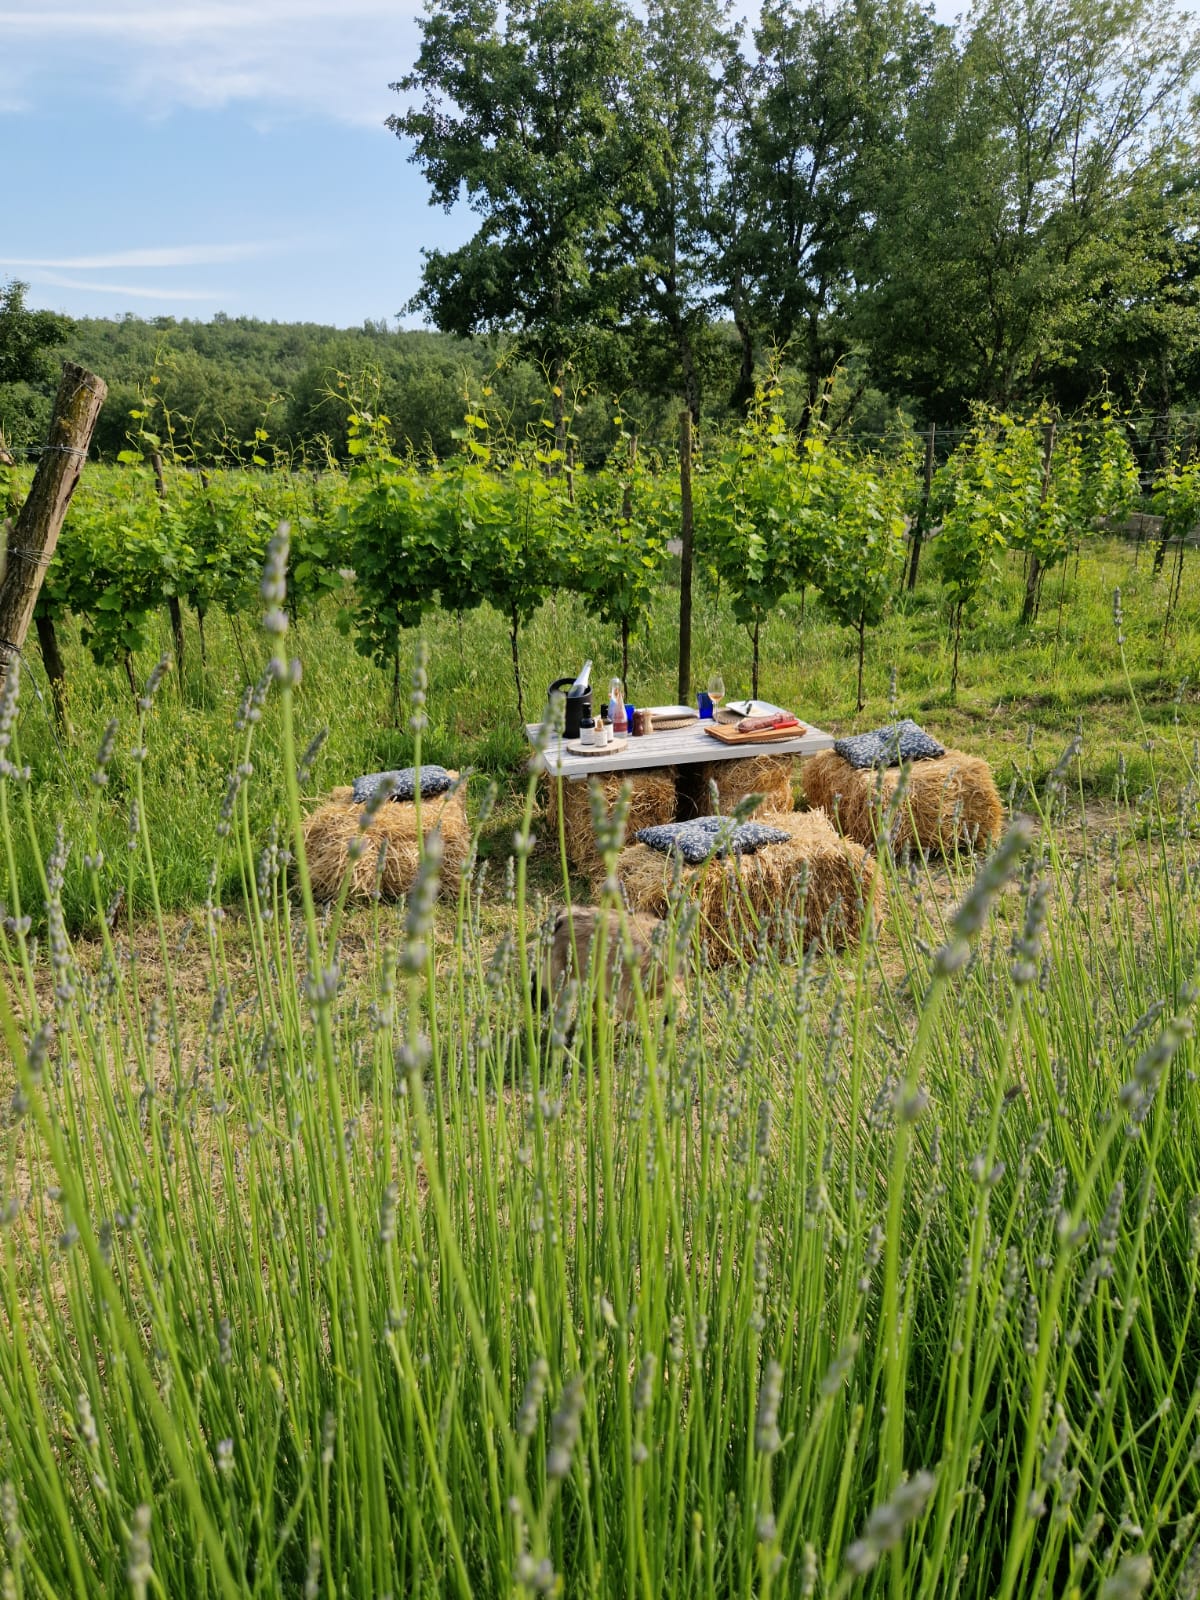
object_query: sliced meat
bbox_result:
[737,712,800,733]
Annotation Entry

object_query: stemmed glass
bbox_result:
[707,671,725,714]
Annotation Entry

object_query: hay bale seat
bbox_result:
[803,750,1002,854]
[694,754,795,817]
[615,808,883,966]
[543,768,677,882]
[303,777,469,902]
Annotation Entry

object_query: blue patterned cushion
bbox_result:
[352,766,454,804]
[636,816,790,865]
[834,720,945,770]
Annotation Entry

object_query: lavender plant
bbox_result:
[0,533,1196,1597]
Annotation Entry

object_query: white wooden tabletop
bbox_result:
[526,717,835,778]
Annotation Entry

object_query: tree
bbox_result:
[858,0,1200,418]
[390,0,641,455]
[603,0,740,424]
[1038,159,1200,424]
[719,0,942,418]
[0,280,74,453]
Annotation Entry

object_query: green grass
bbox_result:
[0,526,1198,1595]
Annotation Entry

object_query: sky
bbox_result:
[0,0,953,331]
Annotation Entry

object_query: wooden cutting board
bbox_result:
[704,721,808,745]
[566,738,629,756]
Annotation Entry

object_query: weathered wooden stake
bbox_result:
[620,437,637,685]
[0,362,107,685]
[677,409,694,706]
[1020,421,1056,625]
[907,423,936,591]
[34,611,70,735]
[150,450,186,683]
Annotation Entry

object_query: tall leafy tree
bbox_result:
[389,0,641,453]
[0,280,73,455]
[1039,158,1200,423]
[603,0,741,423]
[858,0,1200,418]
[719,0,943,417]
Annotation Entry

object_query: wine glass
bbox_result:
[707,671,725,714]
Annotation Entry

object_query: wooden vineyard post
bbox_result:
[151,450,186,682]
[1020,421,1056,625]
[677,409,694,706]
[0,362,107,692]
[906,423,935,590]
[34,611,70,734]
[619,436,637,686]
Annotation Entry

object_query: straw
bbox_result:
[615,807,882,964]
[303,777,469,901]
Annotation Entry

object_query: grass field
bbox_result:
[0,530,1198,1596]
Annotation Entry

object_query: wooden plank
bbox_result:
[526,718,835,778]
[702,721,808,746]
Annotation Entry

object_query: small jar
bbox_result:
[632,709,652,737]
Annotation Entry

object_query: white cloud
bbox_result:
[0,1,422,125]
[30,271,227,301]
[0,243,273,269]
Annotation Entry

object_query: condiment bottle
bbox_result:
[612,684,628,737]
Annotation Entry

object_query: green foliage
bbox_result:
[571,430,673,660]
[722,0,940,413]
[338,407,448,674]
[816,448,906,629]
[0,279,73,451]
[1151,454,1200,543]
[935,446,1006,612]
[699,373,827,635]
[0,279,73,390]
[391,0,641,372]
[1068,402,1141,535]
[44,474,177,667]
[859,0,1200,417]
[814,439,907,705]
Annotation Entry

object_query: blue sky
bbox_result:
[0,1,471,326]
[1,0,957,330]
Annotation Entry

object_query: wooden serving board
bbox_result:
[703,721,808,746]
[566,738,629,756]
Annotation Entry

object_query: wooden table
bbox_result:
[525,717,835,778]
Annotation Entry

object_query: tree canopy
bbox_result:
[394,0,1200,428]
[0,279,74,452]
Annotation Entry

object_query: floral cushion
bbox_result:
[351,766,454,804]
[635,816,791,865]
[833,720,945,770]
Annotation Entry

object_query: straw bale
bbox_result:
[615,808,883,965]
[696,754,794,817]
[303,775,469,902]
[543,768,677,881]
[802,749,1002,853]
[533,906,686,1025]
